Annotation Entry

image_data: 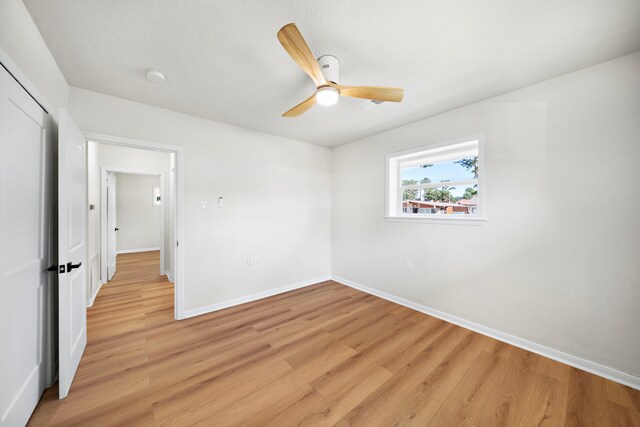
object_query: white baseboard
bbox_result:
[117,247,160,254]
[86,280,104,307]
[331,275,640,391]
[165,270,174,283]
[183,275,332,319]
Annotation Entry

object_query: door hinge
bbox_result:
[176,241,179,247]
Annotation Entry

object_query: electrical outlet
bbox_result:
[247,256,259,267]
[405,259,412,270]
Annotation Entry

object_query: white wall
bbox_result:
[115,173,162,252]
[0,0,68,113]
[72,88,332,313]
[332,52,640,378]
[87,142,172,298]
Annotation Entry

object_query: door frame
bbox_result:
[100,168,166,281]
[85,132,185,320]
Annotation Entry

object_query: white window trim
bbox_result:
[385,134,486,225]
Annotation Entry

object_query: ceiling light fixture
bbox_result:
[278,23,403,117]
[146,69,166,83]
[315,86,339,106]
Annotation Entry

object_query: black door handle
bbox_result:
[115,227,119,231]
[45,265,58,272]
[66,262,82,272]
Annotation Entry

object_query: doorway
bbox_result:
[100,169,166,283]
[86,134,184,320]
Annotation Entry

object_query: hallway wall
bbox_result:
[115,173,162,253]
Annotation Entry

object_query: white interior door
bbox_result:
[107,173,117,280]
[58,109,87,399]
[0,63,49,426]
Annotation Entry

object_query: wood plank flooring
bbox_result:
[29,251,640,426]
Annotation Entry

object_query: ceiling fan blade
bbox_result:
[277,23,326,87]
[331,83,404,102]
[282,93,317,117]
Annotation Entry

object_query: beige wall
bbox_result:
[332,52,640,378]
[115,173,162,252]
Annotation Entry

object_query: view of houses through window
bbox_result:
[398,140,480,216]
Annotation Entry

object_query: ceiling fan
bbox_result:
[277,23,404,117]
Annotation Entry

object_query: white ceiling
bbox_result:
[24,0,640,147]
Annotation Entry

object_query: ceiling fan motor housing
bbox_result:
[318,55,339,84]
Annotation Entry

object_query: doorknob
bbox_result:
[66,262,82,272]
[115,227,119,231]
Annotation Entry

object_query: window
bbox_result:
[386,136,485,222]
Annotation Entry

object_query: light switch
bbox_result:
[218,196,223,208]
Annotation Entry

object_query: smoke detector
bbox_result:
[146,69,166,83]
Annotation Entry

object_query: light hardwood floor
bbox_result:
[29,251,640,426]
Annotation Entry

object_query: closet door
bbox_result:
[0,66,49,425]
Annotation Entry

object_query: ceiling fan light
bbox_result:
[316,86,339,106]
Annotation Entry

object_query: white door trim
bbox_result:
[100,168,165,281]
[85,132,185,320]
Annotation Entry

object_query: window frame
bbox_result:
[385,135,486,224]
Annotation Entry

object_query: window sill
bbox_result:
[384,216,487,226]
